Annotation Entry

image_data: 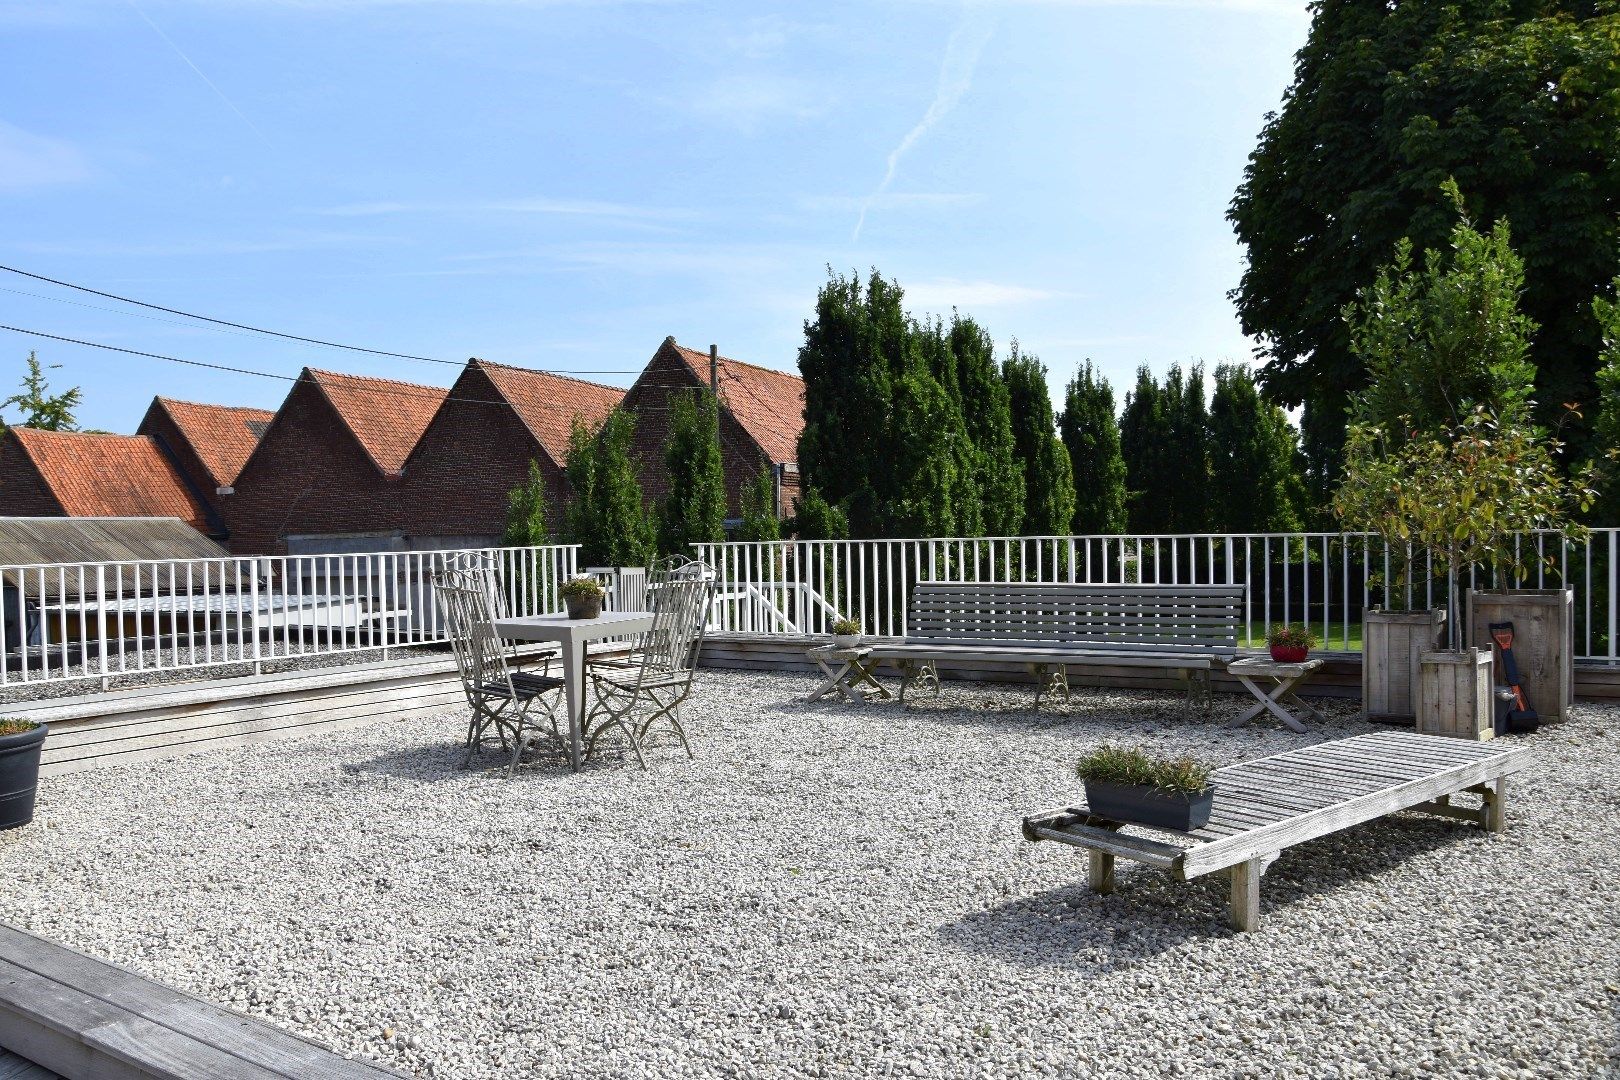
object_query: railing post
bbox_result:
[96,563,109,691]
[249,560,262,676]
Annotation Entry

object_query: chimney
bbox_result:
[710,344,719,396]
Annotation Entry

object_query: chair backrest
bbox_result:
[635,557,716,681]
[441,551,510,619]
[905,582,1244,653]
[433,570,514,693]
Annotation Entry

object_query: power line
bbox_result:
[0,324,299,382]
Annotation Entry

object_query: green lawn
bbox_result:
[1239,620,1364,652]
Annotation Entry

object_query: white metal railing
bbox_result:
[0,544,579,690]
[695,530,1620,664]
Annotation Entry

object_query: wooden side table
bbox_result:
[1225,656,1327,733]
[806,644,891,703]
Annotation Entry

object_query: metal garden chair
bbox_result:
[583,557,715,769]
[433,568,566,776]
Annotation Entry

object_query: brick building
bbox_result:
[136,397,273,525]
[0,428,211,533]
[401,359,624,547]
[619,337,803,520]
[221,368,448,555]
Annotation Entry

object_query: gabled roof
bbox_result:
[150,397,274,488]
[474,360,626,465]
[305,368,448,476]
[667,341,804,464]
[5,428,209,530]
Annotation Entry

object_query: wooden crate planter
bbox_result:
[1418,649,1495,741]
[1468,588,1574,723]
[1363,609,1447,721]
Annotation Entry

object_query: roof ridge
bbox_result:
[10,427,148,441]
[473,358,628,395]
[156,396,276,416]
[305,367,448,394]
[670,341,801,384]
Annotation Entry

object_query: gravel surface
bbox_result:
[2,670,1616,1078]
[0,643,441,705]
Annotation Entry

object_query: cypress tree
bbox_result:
[1058,361,1126,534]
[791,487,848,540]
[734,466,782,543]
[656,388,727,555]
[1120,366,1172,533]
[501,459,551,546]
[1003,342,1075,535]
[949,315,1024,536]
[564,411,655,567]
[1163,364,1213,532]
[1208,364,1304,532]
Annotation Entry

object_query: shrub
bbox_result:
[1266,624,1318,650]
[1075,745,1212,797]
[830,617,861,636]
[0,718,39,737]
[559,576,604,601]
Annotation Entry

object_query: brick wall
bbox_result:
[220,380,415,555]
[134,404,226,531]
[622,341,775,518]
[0,435,64,517]
[400,364,567,543]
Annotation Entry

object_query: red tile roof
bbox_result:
[475,360,626,464]
[7,428,209,530]
[669,342,804,464]
[153,398,274,488]
[305,369,449,475]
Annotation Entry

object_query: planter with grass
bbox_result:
[1266,623,1319,664]
[0,718,46,831]
[1075,745,1214,832]
[830,618,863,649]
[560,577,605,620]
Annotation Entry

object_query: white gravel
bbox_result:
[1,670,1616,1079]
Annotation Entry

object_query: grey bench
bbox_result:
[865,582,1244,708]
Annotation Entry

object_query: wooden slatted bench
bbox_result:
[1022,731,1530,931]
[0,923,402,1080]
[866,582,1244,709]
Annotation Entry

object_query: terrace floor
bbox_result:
[1,671,1616,1079]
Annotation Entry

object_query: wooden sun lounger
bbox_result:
[1022,732,1530,931]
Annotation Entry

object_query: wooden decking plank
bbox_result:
[0,925,400,1079]
[0,1049,60,1080]
[1298,744,1469,781]
[1211,779,1343,814]
[1231,761,1395,795]
[1251,750,1433,784]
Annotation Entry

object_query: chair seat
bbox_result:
[591,666,684,692]
[478,671,565,700]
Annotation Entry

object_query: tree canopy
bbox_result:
[1058,360,1126,534]
[1208,364,1304,533]
[564,410,655,568]
[501,459,550,547]
[1230,2,1620,502]
[656,389,727,555]
[2,353,82,432]
[1002,342,1075,536]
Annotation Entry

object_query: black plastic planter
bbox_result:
[1083,779,1213,832]
[0,722,46,831]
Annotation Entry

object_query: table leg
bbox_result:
[1228,675,1270,726]
[850,657,891,699]
[562,637,586,771]
[807,656,845,701]
[1228,674,1310,733]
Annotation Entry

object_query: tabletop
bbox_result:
[1227,655,1324,677]
[494,611,654,642]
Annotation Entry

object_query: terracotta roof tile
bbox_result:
[8,428,208,530]
[475,361,626,464]
[306,369,448,475]
[670,343,803,464]
[153,397,274,488]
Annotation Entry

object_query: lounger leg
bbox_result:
[1088,850,1115,895]
[1229,858,1262,932]
[1484,778,1508,833]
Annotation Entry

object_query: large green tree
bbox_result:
[1058,360,1126,534]
[1208,364,1304,532]
[1120,366,1172,533]
[1230,2,1620,503]
[564,410,655,568]
[656,389,727,555]
[2,353,82,431]
[947,315,1024,535]
[1587,279,1620,521]
[1002,342,1075,536]
[796,270,974,538]
[1163,364,1213,532]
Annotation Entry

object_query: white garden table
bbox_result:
[493,611,655,770]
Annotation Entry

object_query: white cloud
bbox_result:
[853,4,998,241]
[0,121,90,191]
[903,278,1059,311]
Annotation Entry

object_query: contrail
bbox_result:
[127,0,273,149]
[853,4,997,242]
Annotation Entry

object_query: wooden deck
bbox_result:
[1024,732,1531,930]
[0,923,402,1080]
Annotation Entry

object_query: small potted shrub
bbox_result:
[560,576,605,620]
[1075,745,1214,832]
[830,617,862,649]
[1267,624,1318,663]
[0,718,47,831]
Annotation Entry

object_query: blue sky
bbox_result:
[0,0,1309,434]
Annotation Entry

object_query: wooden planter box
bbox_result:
[1363,609,1447,722]
[1418,649,1495,741]
[1468,588,1574,723]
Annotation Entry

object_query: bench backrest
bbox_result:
[907,582,1243,652]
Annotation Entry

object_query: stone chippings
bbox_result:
[0,670,1616,1079]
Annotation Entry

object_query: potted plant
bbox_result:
[1075,745,1214,832]
[1266,624,1318,663]
[560,576,605,620]
[0,718,47,831]
[830,617,862,649]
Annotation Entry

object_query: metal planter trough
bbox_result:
[1083,779,1214,833]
